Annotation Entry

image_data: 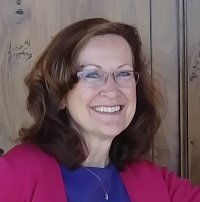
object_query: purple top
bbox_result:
[1,143,200,201]
[60,162,131,201]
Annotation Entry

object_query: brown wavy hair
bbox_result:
[19,18,162,170]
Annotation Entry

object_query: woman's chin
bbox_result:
[95,124,125,139]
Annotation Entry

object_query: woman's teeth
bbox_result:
[92,106,121,113]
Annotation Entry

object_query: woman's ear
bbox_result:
[60,101,66,110]
[60,95,68,109]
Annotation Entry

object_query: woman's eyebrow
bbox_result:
[81,63,133,69]
[81,64,102,69]
[117,64,133,69]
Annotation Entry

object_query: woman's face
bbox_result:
[63,34,137,140]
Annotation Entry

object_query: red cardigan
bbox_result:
[0,143,200,202]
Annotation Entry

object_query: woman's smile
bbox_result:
[91,105,124,113]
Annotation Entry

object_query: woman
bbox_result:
[0,18,200,202]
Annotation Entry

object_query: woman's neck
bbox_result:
[82,136,113,168]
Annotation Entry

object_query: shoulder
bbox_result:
[121,159,200,202]
[4,143,43,158]
[123,158,177,181]
[120,159,172,201]
[121,158,165,181]
[1,143,56,175]
[125,158,163,174]
[0,144,66,201]
[4,142,46,157]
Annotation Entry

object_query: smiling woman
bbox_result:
[20,18,159,171]
[0,18,200,202]
[64,34,138,166]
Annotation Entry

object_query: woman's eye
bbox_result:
[84,72,100,78]
[117,71,131,77]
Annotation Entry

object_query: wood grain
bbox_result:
[0,0,31,151]
[187,0,200,185]
[151,0,179,172]
[0,0,151,153]
[2,0,198,182]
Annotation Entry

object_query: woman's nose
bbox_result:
[100,76,120,98]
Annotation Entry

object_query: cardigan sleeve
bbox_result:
[0,144,67,202]
[161,167,200,202]
[0,157,17,201]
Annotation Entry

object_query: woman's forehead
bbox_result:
[77,34,133,68]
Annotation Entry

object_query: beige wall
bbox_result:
[0,0,199,183]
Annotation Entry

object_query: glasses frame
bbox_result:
[77,69,140,87]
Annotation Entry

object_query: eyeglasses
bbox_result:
[77,69,139,88]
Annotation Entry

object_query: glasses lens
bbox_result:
[77,70,139,88]
[115,71,139,87]
[79,70,105,87]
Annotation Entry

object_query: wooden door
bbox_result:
[187,0,200,184]
[2,0,199,183]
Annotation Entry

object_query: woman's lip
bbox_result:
[90,104,125,108]
[90,105,125,113]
